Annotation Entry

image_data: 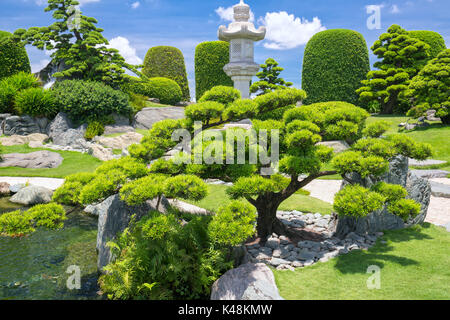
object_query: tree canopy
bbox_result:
[250,58,293,96]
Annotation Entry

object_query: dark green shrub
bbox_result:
[142,46,190,101]
[0,31,31,80]
[52,80,131,122]
[199,85,241,106]
[14,88,57,118]
[302,29,370,105]
[0,72,40,113]
[85,121,105,140]
[145,77,182,105]
[409,30,446,60]
[195,41,233,101]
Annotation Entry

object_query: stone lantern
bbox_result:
[218,0,266,99]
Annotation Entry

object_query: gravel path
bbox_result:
[0,177,64,190]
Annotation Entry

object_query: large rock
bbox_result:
[0,182,11,196]
[103,114,134,135]
[0,151,63,169]
[47,112,73,138]
[96,194,170,272]
[210,263,284,300]
[133,107,185,130]
[1,133,49,146]
[10,186,53,205]
[88,144,116,161]
[47,112,88,149]
[93,132,143,150]
[3,116,48,136]
[334,156,431,237]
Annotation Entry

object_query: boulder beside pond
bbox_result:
[210,263,284,300]
[96,194,170,272]
[0,151,63,169]
[10,186,53,205]
[0,182,11,196]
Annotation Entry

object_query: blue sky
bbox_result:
[1,0,449,99]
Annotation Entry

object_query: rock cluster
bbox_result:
[245,211,383,271]
[9,185,53,205]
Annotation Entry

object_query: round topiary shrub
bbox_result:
[409,30,447,60]
[145,77,182,105]
[195,41,233,101]
[302,29,370,106]
[52,80,131,122]
[142,46,190,102]
[0,31,31,80]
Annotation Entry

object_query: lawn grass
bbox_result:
[0,144,101,178]
[187,184,333,214]
[274,223,450,300]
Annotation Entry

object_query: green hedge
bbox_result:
[302,29,370,106]
[52,80,131,122]
[142,46,190,101]
[409,30,447,60]
[0,31,31,80]
[195,41,233,101]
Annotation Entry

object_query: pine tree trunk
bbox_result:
[255,199,291,242]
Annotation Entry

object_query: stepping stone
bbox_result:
[411,170,449,179]
[409,159,447,167]
[430,181,450,198]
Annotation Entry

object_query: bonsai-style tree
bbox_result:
[250,58,293,96]
[406,49,450,125]
[54,86,432,242]
[12,0,140,86]
[357,25,430,114]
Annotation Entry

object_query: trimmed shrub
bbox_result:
[199,85,241,106]
[14,87,57,118]
[409,30,446,60]
[195,41,233,101]
[52,80,131,122]
[145,77,182,105]
[142,46,190,101]
[0,72,40,113]
[302,29,370,106]
[0,31,31,80]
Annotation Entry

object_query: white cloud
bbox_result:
[108,36,143,65]
[31,59,50,73]
[131,1,140,9]
[260,11,326,50]
[215,5,255,22]
[390,4,400,13]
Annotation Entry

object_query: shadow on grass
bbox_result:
[333,224,433,274]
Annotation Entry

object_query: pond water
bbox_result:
[0,198,101,300]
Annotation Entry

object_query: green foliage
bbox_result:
[332,151,389,178]
[53,172,97,205]
[407,49,450,124]
[52,80,131,122]
[224,99,258,121]
[199,86,241,106]
[0,31,31,80]
[0,72,40,113]
[142,46,190,101]
[409,30,446,60]
[334,185,386,217]
[185,101,224,124]
[100,211,237,300]
[209,201,257,246]
[137,77,182,105]
[371,182,408,202]
[254,88,306,116]
[14,87,57,118]
[352,138,396,159]
[250,58,293,96]
[0,210,34,237]
[357,25,430,114]
[362,120,391,138]
[120,175,166,206]
[0,203,66,237]
[385,134,433,160]
[195,41,233,101]
[13,0,139,87]
[164,175,208,201]
[302,29,370,105]
[84,121,105,140]
[387,199,421,220]
[227,175,286,200]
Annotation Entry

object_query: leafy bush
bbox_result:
[334,185,386,218]
[52,172,97,205]
[387,199,421,220]
[0,72,40,113]
[145,77,182,105]
[142,46,190,101]
[0,210,34,237]
[250,58,293,96]
[0,31,31,80]
[52,80,131,122]
[185,101,225,123]
[84,121,105,140]
[100,199,257,300]
[362,120,391,138]
[14,87,57,118]
[199,86,241,106]
[302,29,370,105]
[409,30,446,60]
[195,41,233,101]
[26,203,67,230]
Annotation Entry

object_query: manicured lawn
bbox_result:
[187,184,333,214]
[0,145,101,178]
[368,115,450,171]
[274,223,450,300]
